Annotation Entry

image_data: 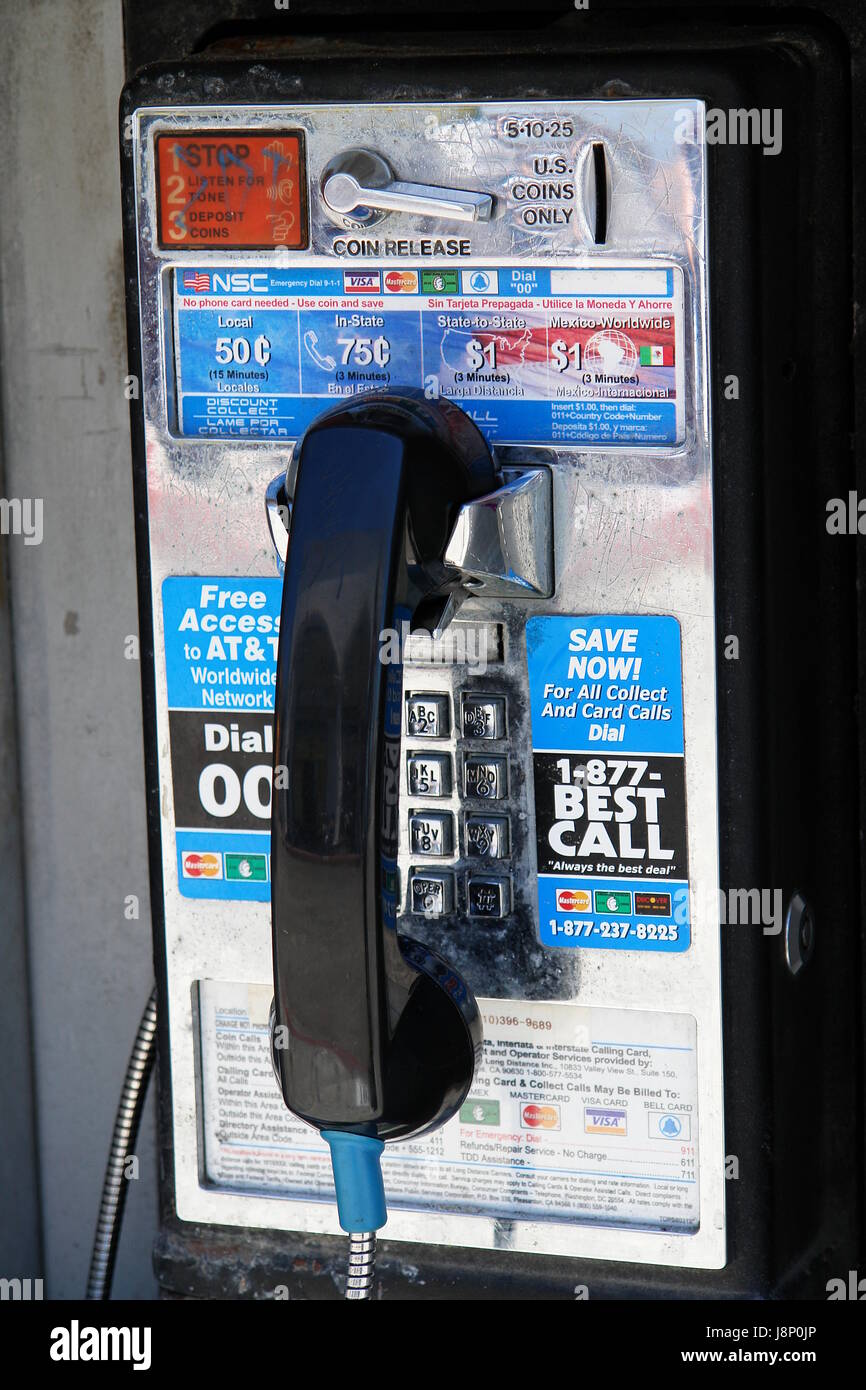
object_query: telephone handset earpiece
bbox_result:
[269,391,494,1258]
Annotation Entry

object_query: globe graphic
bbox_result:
[583,329,639,370]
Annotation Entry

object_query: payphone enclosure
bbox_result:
[120,20,861,1299]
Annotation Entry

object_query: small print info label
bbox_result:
[198,981,699,1233]
[527,614,690,952]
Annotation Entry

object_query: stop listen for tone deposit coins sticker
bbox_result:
[155,131,308,250]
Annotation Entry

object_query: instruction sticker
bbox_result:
[527,615,690,951]
[171,264,683,445]
[162,577,282,901]
[198,981,699,1234]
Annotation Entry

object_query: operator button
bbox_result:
[467,876,511,920]
[461,695,506,740]
[466,815,510,859]
[407,752,452,798]
[409,811,454,857]
[406,693,450,739]
[464,755,507,800]
[409,870,455,918]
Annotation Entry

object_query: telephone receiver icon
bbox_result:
[303,328,336,371]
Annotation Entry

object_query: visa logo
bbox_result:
[210,272,269,294]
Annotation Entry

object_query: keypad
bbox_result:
[403,691,516,923]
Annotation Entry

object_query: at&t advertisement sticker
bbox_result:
[162,576,282,901]
[526,615,690,951]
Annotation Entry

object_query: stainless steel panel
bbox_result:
[131,99,723,1268]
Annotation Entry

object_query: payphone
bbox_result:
[119,14,862,1300]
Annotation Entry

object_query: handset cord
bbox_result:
[346,1232,377,1300]
[85,986,158,1299]
[87,990,384,1301]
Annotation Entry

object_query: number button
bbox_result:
[461,695,506,740]
[466,815,510,859]
[409,871,455,918]
[464,756,507,800]
[407,753,451,798]
[408,811,454,857]
[406,693,450,739]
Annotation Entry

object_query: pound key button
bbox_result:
[467,876,511,920]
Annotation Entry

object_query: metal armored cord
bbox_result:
[85,987,158,1299]
[345,1232,377,1300]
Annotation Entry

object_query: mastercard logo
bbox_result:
[521,1104,560,1131]
[384,270,418,293]
[182,852,222,879]
[556,888,591,912]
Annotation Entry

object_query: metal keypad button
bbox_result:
[409,811,453,857]
[464,755,506,800]
[462,695,506,740]
[467,876,511,919]
[466,815,509,859]
[409,871,455,918]
[406,693,450,738]
[407,753,451,798]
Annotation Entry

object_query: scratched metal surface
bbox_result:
[131,100,724,1267]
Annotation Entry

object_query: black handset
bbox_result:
[269,391,495,1257]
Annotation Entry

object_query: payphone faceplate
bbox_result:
[128,99,723,1268]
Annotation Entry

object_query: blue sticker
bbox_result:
[163,577,282,901]
[172,265,682,444]
[526,616,690,952]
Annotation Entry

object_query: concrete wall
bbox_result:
[0,0,158,1298]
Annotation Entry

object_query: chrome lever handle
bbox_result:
[321,148,493,228]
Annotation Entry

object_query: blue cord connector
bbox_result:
[321,1130,387,1234]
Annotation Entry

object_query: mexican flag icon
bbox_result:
[639,344,675,366]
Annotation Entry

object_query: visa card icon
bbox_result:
[585,1107,627,1136]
